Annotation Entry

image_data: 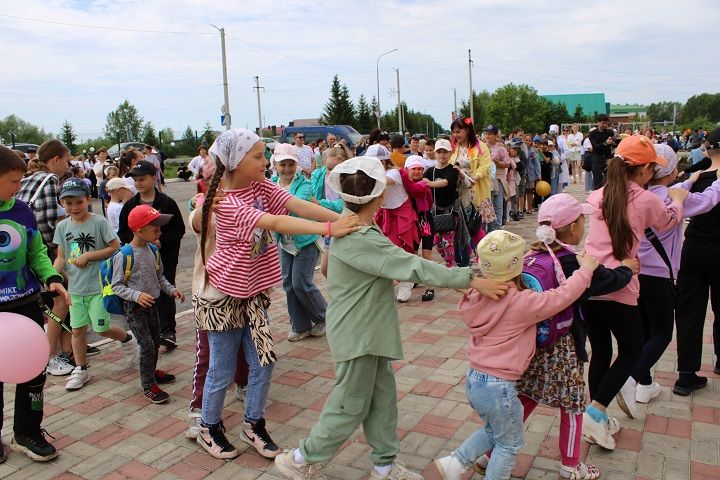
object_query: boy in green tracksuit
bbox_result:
[275,156,508,480]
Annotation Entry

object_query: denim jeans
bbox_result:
[584,170,594,193]
[202,319,274,425]
[489,183,504,232]
[279,245,326,334]
[124,302,160,390]
[453,369,525,480]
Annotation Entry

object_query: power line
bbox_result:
[0,13,215,35]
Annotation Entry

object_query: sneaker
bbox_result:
[396,282,413,303]
[636,382,662,404]
[608,416,621,436]
[369,461,423,480]
[47,355,74,376]
[241,418,280,458]
[144,385,170,404]
[86,345,101,356]
[616,377,638,418]
[159,336,177,352]
[421,289,435,302]
[185,409,202,439]
[155,370,176,385]
[581,413,615,450]
[715,362,720,375]
[559,463,601,480]
[65,366,90,390]
[275,450,326,479]
[120,338,138,367]
[288,330,311,342]
[10,430,58,461]
[310,322,326,337]
[471,454,489,475]
[197,421,238,459]
[673,374,708,396]
[434,454,467,480]
[0,443,6,463]
[234,384,246,403]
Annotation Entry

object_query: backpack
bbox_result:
[521,249,575,348]
[99,244,160,315]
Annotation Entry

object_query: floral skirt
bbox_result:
[476,198,496,224]
[517,333,586,414]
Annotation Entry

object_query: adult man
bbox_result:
[588,114,616,189]
[293,132,315,176]
[326,133,337,147]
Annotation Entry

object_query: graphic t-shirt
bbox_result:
[53,214,118,295]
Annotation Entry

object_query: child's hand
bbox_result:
[212,189,227,210]
[668,187,689,203]
[469,277,509,300]
[621,257,640,275]
[577,253,599,272]
[330,214,362,237]
[172,290,185,303]
[47,282,71,305]
[136,293,155,308]
[74,254,90,268]
[688,171,702,184]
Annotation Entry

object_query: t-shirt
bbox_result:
[684,169,720,253]
[424,165,459,209]
[390,151,406,169]
[206,179,292,298]
[106,202,123,233]
[53,214,118,295]
[381,168,409,210]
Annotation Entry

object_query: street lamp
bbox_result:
[170,142,176,147]
[89,147,95,153]
[376,48,398,129]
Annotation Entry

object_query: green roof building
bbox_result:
[609,104,648,115]
[541,93,610,117]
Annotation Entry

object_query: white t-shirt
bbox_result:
[381,168,408,210]
[296,145,314,171]
[567,132,584,152]
[188,155,204,175]
[106,201,123,233]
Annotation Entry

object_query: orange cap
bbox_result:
[616,135,667,166]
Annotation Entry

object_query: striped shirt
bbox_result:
[206,179,292,298]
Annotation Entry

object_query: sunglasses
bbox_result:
[296,136,305,139]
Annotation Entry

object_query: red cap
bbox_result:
[128,205,172,232]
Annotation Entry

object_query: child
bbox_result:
[274,156,509,480]
[423,139,437,169]
[403,156,435,300]
[197,129,359,460]
[98,165,119,213]
[434,230,599,480]
[582,135,687,449]
[0,146,69,462]
[523,135,542,215]
[52,178,137,391]
[118,160,185,352]
[105,177,132,233]
[111,204,185,403]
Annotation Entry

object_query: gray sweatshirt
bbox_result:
[111,244,175,303]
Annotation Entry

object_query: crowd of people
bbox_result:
[0,115,719,480]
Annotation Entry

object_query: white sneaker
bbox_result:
[608,416,621,436]
[47,355,74,376]
[636,382,661,404]
[396,282,413,303]
[185,409,202,439]
[616,377,638,418]
[120,338,139,368]
[434,455,466,480]
[369,461,423,480]
[582,413,615,450]
[65,366,90,391]
[275,450,326,479]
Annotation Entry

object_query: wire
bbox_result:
[0,13,215,35]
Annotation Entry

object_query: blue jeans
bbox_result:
[584,170,594,193]
[453,369,525,480]
[202,320,274,425]
[279,245,326,334]
[489,183,504,232]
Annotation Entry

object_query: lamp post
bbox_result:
[376,48,398,128]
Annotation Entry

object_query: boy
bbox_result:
[0,146,69,462]
[389,134,407,169]
[112,205,184,403]
[118,160,185,352]
[105,177,132,233]
[53,178,136,391]
[423,139,437,169]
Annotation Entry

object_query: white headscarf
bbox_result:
[209,128,261,172]
[328,156,387,205]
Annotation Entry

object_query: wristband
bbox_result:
[326,221,332,237]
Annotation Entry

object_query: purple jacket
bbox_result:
[638,178,720,278]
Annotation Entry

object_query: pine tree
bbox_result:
[141,121,158,146]
[181,126,197,156]
[59,120,76,153]
[355,94,374,133]
[322,75,356,125]
[202,121,215,146]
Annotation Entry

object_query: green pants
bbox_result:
[300,355,399,466]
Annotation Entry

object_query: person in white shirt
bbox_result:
[104,177,133,233]
[293,132,315,176]
[565,124,584,184]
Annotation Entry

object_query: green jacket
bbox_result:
[271,173,319,250]
[309,167,344,213]
[326,219,473,362]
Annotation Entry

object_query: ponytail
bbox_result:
[200,157,225,272]
[28,139,69,175]
[601,156,640,260]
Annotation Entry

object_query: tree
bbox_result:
[485,84,549,133]
[0,115,53,145]
[201,121,215,146]
[380,102,444,136]
[141,122,158,146]
[180,126,197,156]
[369,96,380,127]
[542,100,571,131]
[646,101,683,123]
[104,100,143,142]
[571,105,588,123]
[159,127,174,146]
[680,93,720,124]
[59,120,77,153]
[322,75,356,125]
[460,90,492,128]
[355,94,374,134]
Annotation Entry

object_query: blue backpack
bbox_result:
[99,244,160,315]
[521,249,575,348]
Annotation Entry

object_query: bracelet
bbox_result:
[326,221,332,237]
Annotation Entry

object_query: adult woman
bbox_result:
[566,124,584,184]
[189,146,214,194]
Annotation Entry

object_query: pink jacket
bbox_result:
[459,267,593,381]
[584,181,683,305]
[400,168,433,213]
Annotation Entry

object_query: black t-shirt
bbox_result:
[424,165,459,209]
[540,152,553,182]
[685,169,720,252]
[588,128,615,160]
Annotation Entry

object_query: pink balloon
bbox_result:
[0,313,49,383]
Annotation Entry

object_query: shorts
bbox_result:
[69,294,111,333]
[517,176,527,194]
[525,180,536,193]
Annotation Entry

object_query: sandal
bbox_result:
[560,463,601,480]
[421,289,435,302]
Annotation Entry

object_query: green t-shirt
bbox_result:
[53,214,118,295]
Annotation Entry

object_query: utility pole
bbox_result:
[468,50,474,122]
[395,69,402,133]
[376,49,398,129]
[254,76,265,136]
[453,88,458,119]
[213,25,231,130]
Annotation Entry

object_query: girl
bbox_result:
[582,135,688,449]
[191,145,214,194]
[272,143,328,341]
[403,156,434,300]
[434,229,599,480]
[118,149,140,194]
[196,129,359,460]
[567,125,584,184]
[274,156,509,480]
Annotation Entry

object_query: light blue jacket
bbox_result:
[309,167,344,213]
[271,173,319,250]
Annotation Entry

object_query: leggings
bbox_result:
[585,300,643,407]
[632,275,675,385]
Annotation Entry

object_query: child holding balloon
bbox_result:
[0,145,70,462]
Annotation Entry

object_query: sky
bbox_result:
[1,0,719,141]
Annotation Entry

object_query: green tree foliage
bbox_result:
[355,94,375,134]
[460,90,492,128]
[178,126,197,156]
[322,75,356,125]
[159,127,174,146]
[380,102,444,136]
[141,122,159,146]
[485,84,551,133]
[680,93,720,124]
[0,115,53,145]
[646,101,683,122]
[571,105,590,123]
[74,137,113,155]
[104,100,143,141]
[201,121,215,146]
[542,100,571,132]
[59,120,77,153]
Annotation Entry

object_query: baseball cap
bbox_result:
[538,193,594,229]
[483,125,499,135]
[59,178,91,199]
[127,160,157,177]
[272,143,299,163]
[434,138,452,152]
[128,205,172,232]
[510,138,523,148]
[105,177,130,191]
[533,135,542,142]
[365,144,391,161]
[616,135,666,167]
[476,230,526,282]
[653,144,679,179]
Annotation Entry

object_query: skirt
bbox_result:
[376,199,419,253]
[476,198,496,224]
[517,333,586,414]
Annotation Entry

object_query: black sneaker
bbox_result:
[159,337,177,352]
[144,384,170,404]
[11,430,58,461]
[86,345,101,356]
[672,375,708,396]
[0,442,6,463]
[197,421,238,459]
[421,289,435,302]
[241,418,279,458]
[715,361,720,376]
[155,370,176,385]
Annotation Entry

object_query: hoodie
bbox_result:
[459,266,593,380]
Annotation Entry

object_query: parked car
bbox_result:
[107,142,147,158]
[282,125,363,148]
[3,143,39,153]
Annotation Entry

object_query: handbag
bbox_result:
[644,227,679,302]
[581,151,593,172]
[430,168,456,233]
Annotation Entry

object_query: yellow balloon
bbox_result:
[536,180,551,197]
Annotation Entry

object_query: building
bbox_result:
[609,104,648,124]
[541,93,610,117]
